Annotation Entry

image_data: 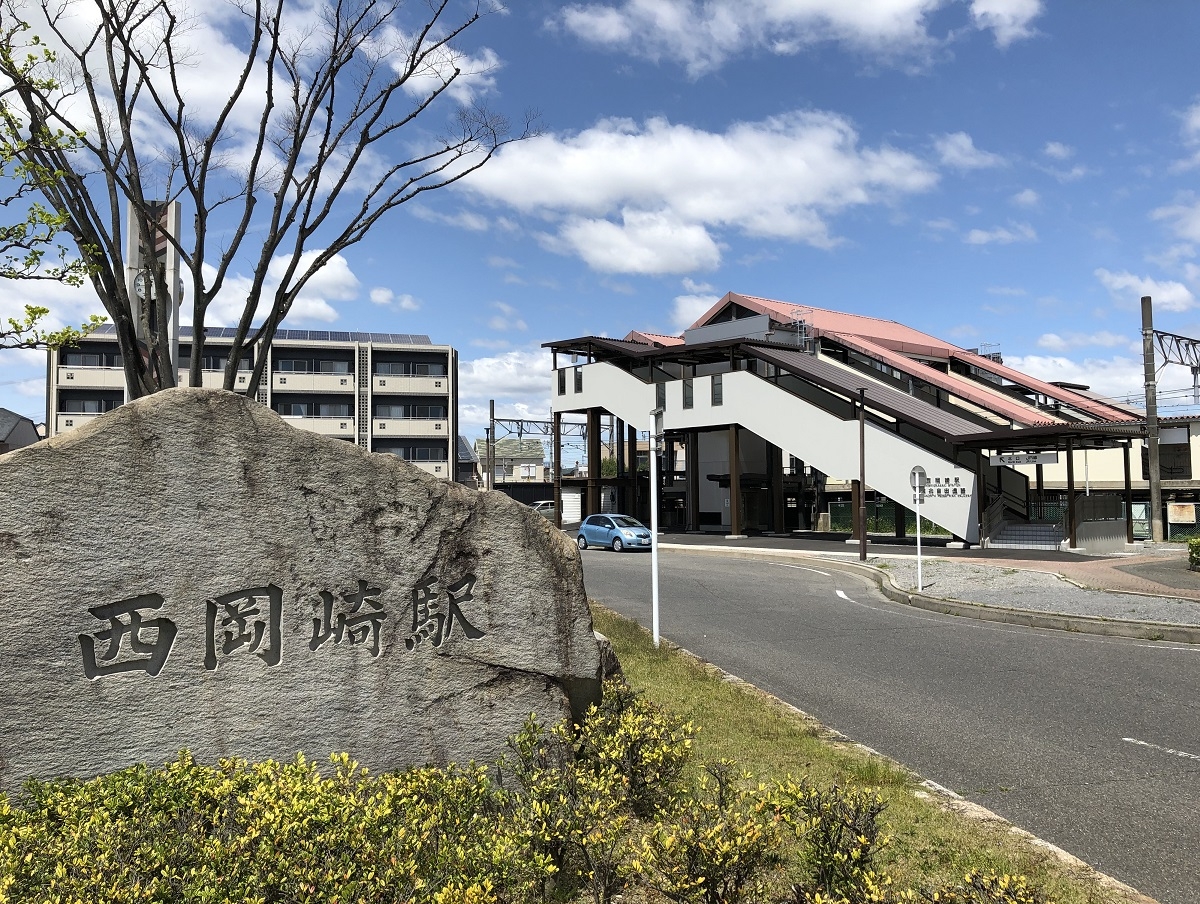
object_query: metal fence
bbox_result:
[828,501,951,537]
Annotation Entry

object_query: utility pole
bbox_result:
[488,399,496,492]
[1141,296,1164,543]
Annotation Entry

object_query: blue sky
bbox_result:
[6,0,1200,440]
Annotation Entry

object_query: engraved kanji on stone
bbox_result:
[310,579,386,657]
[79,594,178,679]
[405,574,485,651]
[204,584,282,670]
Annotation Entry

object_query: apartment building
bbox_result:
[47,325,458,479]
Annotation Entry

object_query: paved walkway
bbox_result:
[656,532,1200,630]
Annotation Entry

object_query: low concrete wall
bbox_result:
[1076,519,1128,555]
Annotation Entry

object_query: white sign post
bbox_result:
[649,407,664,648]
[910,466,927,593]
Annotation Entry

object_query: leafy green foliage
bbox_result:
[1188,537,1200,570]
[0,680,1056,904]
[0,22,95,290]
[1,304,105,351]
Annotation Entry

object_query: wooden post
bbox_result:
[768,443,785,533]
[1123,441,1134,544]
[1066,437,1077,549]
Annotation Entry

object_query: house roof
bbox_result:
[623,330,684,347]
[473,437,546,460]
[0,408,31,442]
[456,435,478,463]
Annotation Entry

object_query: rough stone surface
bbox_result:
[593,631,622,680]
[0,388,600,792]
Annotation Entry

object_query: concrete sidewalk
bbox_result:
[655,533,1200,643]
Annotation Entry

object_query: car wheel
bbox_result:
[612,536,624,552]
[577,534,588,550]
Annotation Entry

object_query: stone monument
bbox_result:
[0,388,601,792]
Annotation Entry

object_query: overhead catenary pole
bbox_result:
[1142,296,1164,543]
[488,399,496,491]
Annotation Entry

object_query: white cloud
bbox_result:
[410,205,491,232]
[487,256,521,269]
[1004,354,1146,405]
[392,39,502,105]
[986,285,1026,296]
[935,132,1004,170]
[553,0,1041,76]
[1036,333,1066,351]
[963,222,1037,245]
[682,277,715,293]
[370,288,420,312]
[1037,330,1128,351]
[1095,268,1195,312]
[555,210,722,275]
[488,301,527,331]
[1011,188,1039,207]
[200,250,359,327]
[457,348,553,436]
[969,0,1043,47]
[1152,194,1200,244]
[672,293,721,332]
[465,111,937,274]
[1042,141,1073,160]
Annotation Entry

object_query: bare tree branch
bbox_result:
[0,0,527,398]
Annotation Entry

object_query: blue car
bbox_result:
[577,514,653,551]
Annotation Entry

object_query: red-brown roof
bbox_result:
[623,329,684,347]
[690,291,1137,424]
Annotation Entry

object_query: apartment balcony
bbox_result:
[273,372,356,393]
[57,366,125,389]
[371,418,448,437]
[280,415,356,437]
[56,413,102,432]
[371,375,449,394]
[408,461,449,477]
[180,370,255,390]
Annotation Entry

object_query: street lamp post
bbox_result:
[649,407,664,648]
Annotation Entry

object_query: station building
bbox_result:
[47,324,459,479]
[546,292,1165,551]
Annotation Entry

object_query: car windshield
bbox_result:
[611,516,643,528]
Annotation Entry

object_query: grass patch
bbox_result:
[593,604,1141,904]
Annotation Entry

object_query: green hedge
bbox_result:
[1189,537,1200,570]
[0,682,1050,904]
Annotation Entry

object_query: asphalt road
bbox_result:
[580,547,1200,904]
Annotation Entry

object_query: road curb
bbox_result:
[623,617,1160,904]
[658,543,1200,645]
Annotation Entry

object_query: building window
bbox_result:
[61,398,120,413]
[319,360,350,374]
[63,353,102,367]
[682,378,693,409]
[373,361,447,376]
[375,404,445,419]
[656,383,666,410]
[277,359,311,373]
[574,366,583,393]
[557,368,566,396]
[711,374,723,406]
[316,402,351,418]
